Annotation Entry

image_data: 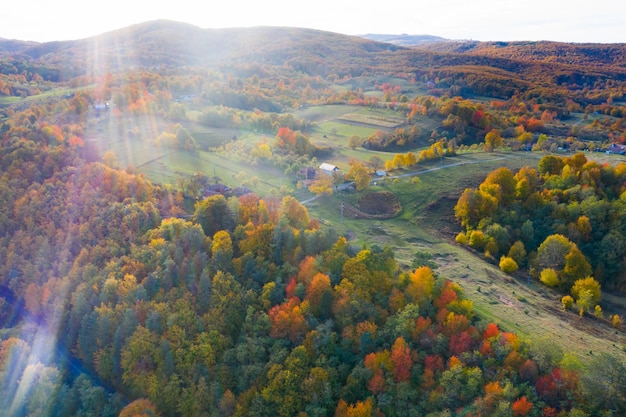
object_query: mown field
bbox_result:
[86,112,290,193]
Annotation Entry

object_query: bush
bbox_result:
[468,230,486,249]
[499,256,519,274]
[562,295,574,310]
[540,268,560,287]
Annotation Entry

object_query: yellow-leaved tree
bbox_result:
[570,276,601,316]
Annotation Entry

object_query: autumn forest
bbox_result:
[1,20,626,417]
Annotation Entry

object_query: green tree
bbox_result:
[507,240,527,266]
[121,326,160,399]
[347,158,371,191]
[206,271,246,341]
[538,155,564,176]
[195,194,234,236]
[582,353,626,412]
[484,129,503,152]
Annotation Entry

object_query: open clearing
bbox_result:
[336,112,404,128]
[86,112,291,193]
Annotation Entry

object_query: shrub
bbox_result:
[499,256,519,274]
[468,230,486,249]
[561,295,574,310]
[612,314,622,328]
[540,268,560,287]
[594,305,603,319]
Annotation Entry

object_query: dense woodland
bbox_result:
[1,21,626,417]
[455,154,626,312]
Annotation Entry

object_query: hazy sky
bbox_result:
[3,0,625,43]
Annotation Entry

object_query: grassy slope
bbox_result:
[84,112,292,195]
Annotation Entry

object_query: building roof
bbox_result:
[319,163,338,172]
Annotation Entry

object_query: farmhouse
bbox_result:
[319,163,339,174]
[606,143,626,155]
[296,166,317,180]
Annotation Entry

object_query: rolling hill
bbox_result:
[0,20,401,78]
[2,20,626,107]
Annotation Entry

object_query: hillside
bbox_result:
[2,20,626,417]
[417,40,626,68]
[2,21,626,107]
[0,21,401,78]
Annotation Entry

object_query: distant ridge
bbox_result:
[0,20,402,79]
[360,34,447,46]
[1,19,626,92]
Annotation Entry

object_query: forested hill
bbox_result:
[2,20,626,108]
[415,40,626,68]
[0,21,400,77]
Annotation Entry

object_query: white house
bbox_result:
[319,163,339,174]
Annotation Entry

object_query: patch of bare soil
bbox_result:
[344,191,402,219]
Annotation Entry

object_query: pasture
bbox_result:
[0,96,22,106]
[137,149,290,194]
[88,112,290,192]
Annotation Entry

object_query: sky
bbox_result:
[3,0,626,44]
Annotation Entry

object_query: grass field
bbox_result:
[304,108,401,144]
[313,121,380,141]
[130,146,292,194]
[87,112,290,194]
[0,96,23,106]
[293,104,358,122]
[336,112,404,128]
